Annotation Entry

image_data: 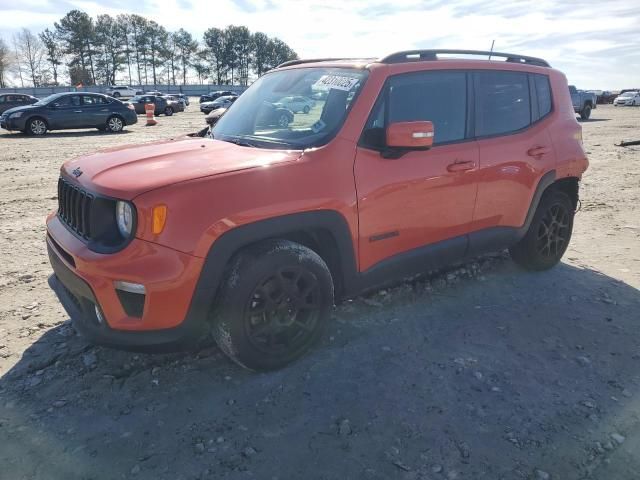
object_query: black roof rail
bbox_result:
[379,49,550,67]
[276,57,375,68]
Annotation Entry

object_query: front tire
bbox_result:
[277,113,290,128]
[105,115,124,133]
[27,118,47,135]
[303,105,310,114]
[164,107,174,116]
[212,240,334,371]
[509,189,574,271]
[113,92,121,98]
[580,105,591,120]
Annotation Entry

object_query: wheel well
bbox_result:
[224,228,346,299]
[271,229,345,297]
[550,177,579,210]
[584,101,593,108]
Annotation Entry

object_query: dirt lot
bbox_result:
[0,104,639,480]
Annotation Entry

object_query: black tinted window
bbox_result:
[55,95,81,107]
[474,71,530,137]
[534,74,552,118]
[386,71,467,144]
[83,95,109,105]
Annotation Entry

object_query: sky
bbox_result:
[1,0,639,89]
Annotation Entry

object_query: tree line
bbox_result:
[0,9,298,88]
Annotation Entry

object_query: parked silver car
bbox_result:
[274,95,316,114]
[613,91,640,106]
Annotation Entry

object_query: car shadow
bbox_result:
[1,259,639,479]
[578,118,610,123]
[0,130,134,139]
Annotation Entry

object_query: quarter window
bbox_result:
[474,71,531,137]
[533,74,552,119]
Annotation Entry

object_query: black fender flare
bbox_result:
[194,210,358,296]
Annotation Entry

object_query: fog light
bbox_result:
[114,281,146,294]
[94,305,105,324]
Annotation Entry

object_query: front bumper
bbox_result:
[46,215,210,351]
[0,115,24,131]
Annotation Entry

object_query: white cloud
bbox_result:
[2,0,639,88]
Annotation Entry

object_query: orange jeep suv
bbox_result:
[46,50,588,370]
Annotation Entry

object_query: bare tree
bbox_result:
[0,38,12,88]
[14,29,46,87]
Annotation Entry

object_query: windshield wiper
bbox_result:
[221,136,259,148]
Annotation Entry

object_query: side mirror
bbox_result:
[386,121,434,148]
[382,121,434,159]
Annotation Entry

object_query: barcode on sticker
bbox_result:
[314,75,360,91]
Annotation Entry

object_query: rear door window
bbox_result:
[474,71,531,137]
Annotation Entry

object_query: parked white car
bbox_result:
[274,95,316,113]
[105,86,141,99]
[614,91,640,106]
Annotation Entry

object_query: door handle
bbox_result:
[446,160,476,172]
[527,146,550,158]
[73,110,83,113]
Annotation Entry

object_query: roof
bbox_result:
[277,49,550,69]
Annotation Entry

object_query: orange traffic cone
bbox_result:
[145,103,157,126]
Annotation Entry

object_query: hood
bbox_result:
[62,137,303,199]
[2,104,40,116]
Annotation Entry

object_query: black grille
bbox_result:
[57,178,94,240]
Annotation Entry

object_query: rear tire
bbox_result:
[211,240,334,371]
[105,115,124,133]
[27,118,47,135]
[580,105,591,120]
[303,105,310,114]
[113,92,121,98]
[509,189,574,271]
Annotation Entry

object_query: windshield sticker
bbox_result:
[311,119,326,133]
[314,75,360,91]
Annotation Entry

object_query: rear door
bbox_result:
[470,71,556,243]
[354,70,479,271]
[82,95,111,127]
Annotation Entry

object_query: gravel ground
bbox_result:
[0,103,639,480]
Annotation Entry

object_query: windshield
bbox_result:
[213,67,368,149]
[620,91,637,97]
[33,93,64,106]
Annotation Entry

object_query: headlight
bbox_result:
[116,201,134,238]
[9,112,23,118]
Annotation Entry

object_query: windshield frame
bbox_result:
[33,93,66,106]
[212,66,369,150]
[620,91,637,97]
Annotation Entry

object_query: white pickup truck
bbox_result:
[104,86,142,99]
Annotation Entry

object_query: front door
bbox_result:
[47,94,84,129]
[355,70,479,272]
